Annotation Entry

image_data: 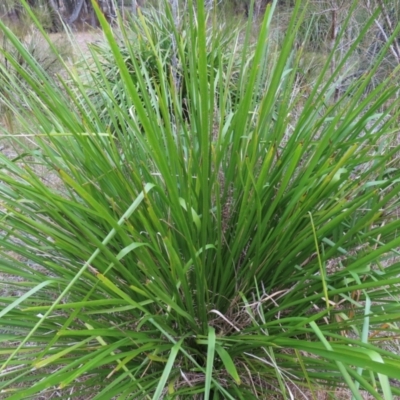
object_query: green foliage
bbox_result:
[82,7,244,131]
[0,28,71,117]
[1,0,400,399]
[0,0,58,35]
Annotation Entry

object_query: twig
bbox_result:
[375,0,400,64]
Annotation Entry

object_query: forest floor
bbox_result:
[50,29,103,58]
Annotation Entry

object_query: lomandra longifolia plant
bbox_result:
[1,0,400,398]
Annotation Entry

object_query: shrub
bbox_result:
[1,0,400,399]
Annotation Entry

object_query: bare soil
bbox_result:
[49,29,103,57]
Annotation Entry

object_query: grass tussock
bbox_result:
[1,0,400,399]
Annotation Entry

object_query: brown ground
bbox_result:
[50,29,103,57]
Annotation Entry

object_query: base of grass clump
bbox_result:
[1,1,400,399]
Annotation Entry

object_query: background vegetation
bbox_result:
[1,0,400,399]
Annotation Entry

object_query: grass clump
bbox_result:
[1,0,400,399]
[81,7,245,131]
[0,27,71,115]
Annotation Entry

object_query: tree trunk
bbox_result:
[67,0,85,25]
[88,1,98,27]
[132,0,137,16]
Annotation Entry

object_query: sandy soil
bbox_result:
[49,29,104,57]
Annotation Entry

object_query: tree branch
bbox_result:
[375,0,400,63]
